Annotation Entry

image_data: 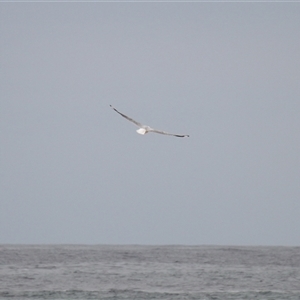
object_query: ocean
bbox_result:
[0,245,299,299]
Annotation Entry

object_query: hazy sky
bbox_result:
[1,3,300,246]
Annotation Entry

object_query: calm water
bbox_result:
[0,245,299,299]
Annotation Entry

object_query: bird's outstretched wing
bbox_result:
[110,105,143,127]
[149,129,189,138]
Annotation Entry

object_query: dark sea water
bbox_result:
[0,245,299,300]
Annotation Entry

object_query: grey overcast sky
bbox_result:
[1,3,300,246]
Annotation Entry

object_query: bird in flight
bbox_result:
[110,105,189,138]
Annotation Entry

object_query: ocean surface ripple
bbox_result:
[0,245,299,299]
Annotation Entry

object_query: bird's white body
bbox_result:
[136,128,147,135]
[110,105,189,138]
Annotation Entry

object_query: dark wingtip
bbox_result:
[174,134,189,138]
